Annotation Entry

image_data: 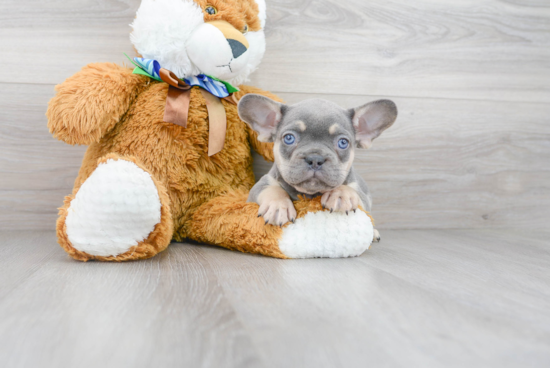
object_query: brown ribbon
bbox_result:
[159,68,191,89]
[164,87,191,128]
[159,68,236,156]
[199,89,226,156]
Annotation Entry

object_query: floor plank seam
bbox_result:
[194,247,269,368]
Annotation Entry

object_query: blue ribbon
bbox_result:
[133,57,230,98]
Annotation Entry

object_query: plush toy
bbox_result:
[46,0,374,261]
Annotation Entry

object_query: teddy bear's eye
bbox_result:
[242,24,249,34]
[205,5,218,15]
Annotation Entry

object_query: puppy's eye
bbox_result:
[205,5,218,15]
[338,138,349,149]
[242,24,249,34]
[283,134,296,145]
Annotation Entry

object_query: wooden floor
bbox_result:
[1,229,549,368]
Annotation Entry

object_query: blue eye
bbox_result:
[338,138,349,149]
[283,134,296,145]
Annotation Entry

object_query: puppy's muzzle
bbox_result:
[305,154,326,171]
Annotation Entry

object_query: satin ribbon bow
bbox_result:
[127,55,239,156]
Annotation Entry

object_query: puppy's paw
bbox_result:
[321,185,361,214]
[258,198,297,227]
[373,229,381,242]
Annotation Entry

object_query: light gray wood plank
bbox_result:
[1,229,548,368]
[0,232,262,368]
[0,84,84,190]
[0,26,138,86]
[252,0,550,103]
[0,0,139,28]
[0,0,139,84]
[0,83,85,230]
[1,0,549,102]
[0,231,59,299]
[2,83,549,230]
[199,228,550,368]
[0,190,71,231]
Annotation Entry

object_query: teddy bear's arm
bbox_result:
[47,63,150,145]
[234,86,284,162]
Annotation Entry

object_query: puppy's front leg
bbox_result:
[321,184,363,214]
[249,175,297,227]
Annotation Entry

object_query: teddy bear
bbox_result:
[46,0,374,261]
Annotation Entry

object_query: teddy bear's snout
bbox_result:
[186,19,251,80]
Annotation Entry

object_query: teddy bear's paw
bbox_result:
[64,159,162,257]
[278,210,374,259]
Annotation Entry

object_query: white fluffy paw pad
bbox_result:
[278,210,374,259]
[65,159,162,257]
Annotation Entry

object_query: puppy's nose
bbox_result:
[305,155,326,171]
[227,39,247,59]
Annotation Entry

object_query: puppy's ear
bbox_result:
[351,100,397,149]
[238,94,284,142]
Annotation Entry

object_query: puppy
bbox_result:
[238,95,397,242]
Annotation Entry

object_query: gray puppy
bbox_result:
[238,95,397,242]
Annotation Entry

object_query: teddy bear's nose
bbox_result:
[227,39,247,59]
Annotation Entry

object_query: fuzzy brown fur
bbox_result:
[46,62,309,261]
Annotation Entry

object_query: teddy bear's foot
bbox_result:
[188,191,373,259]
[57,155,173,261]
[278,210,374,259]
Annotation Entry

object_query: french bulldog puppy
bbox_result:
[238,95,397,242]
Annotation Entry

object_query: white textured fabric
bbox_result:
[130,0,266,86]
[65,159,162,257]
[279,211,374,259]
[255,0,267,28]
[235,28,266,86]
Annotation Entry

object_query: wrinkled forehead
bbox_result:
[280,100,354,137]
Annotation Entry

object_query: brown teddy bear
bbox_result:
[46,0,374,261]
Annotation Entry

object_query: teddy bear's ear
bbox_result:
[238,94,284,142]
[350,100,398,149]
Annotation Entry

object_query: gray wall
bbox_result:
[1,0,549,230]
